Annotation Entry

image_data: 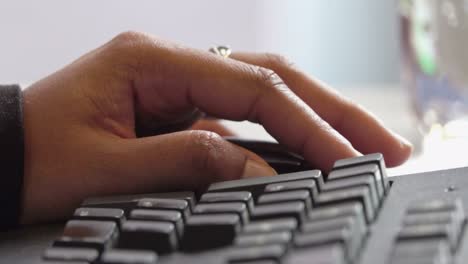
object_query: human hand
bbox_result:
[21,32,412,224]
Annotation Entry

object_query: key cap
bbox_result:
[251,201,306,225]
[322,175,379,210]
[43,247,99,262]
[207,170,324,197]
[264,179,318,203]
[328,164,384,200]
[300,216,365,260]
[193,202,249,224]
[403,210,463,228]
[182,214,241,251]
[333,153,388,193]
[130,209,184,238]
[402,210,465,250]
[316,186,374,223]
[285,244,346,264]
[73,208,125,228]
[119,220,178,254]
[397,223,460,251]
[308,202,365,224]
[150,192,196,211]
[243,218,298,234]
[295,230,347,249]
[82,192,195,215]
[37,261,90,264]
[226,244,286,263]
[257,190,313,211]
[137,198,190,220]
[390,239,451,260]
[235,231,292,247]
[199,191,254,212]
[407,198,463,214]
[53,220,118,252]
[98,249,158,264]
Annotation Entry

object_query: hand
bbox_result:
[21,31,412,224]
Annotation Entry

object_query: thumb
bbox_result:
[110,130,277,194]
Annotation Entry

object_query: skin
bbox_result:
[21,31,412,224]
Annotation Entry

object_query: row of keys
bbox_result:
[212,154,389,263]
[42,153,390,264]
[388,198,466,264]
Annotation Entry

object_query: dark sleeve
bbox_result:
[0,84,24,231]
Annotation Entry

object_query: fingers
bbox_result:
[190,119,237,137]
[108,131,276,194]
[229,52,413,167]
[104,32,361,171]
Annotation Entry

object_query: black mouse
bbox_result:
[224,137,312,174]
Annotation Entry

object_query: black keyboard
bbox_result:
[10,140,468,264]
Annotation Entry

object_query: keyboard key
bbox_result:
[137,198,190,220]
[73,208,125,228]
[193,202,249,224]
[243,218,298,234]
[389,239,451,264]
[182,214,241,251]
[119,220,178,254]
[235,231,292,247]
[295,230,346,249]
[264,179,319,203]
[226,244,286,263]
[403,210,463,228]
[300,216,365,260]
[251,201,306,225]
[98,249,158,264]
[53,220,118,252]
[397,223,459,251]
[257,190,313,211]
[333,153,388,193]
[296,227,360,261]
[200,191,254,212]
[43,247,99,262]
[130,209,184,238]
[322,175,379,210]
[37,261,90,264]
[82,192,195,215]
[149,192,196,211]
[285,244,346,264]
[207,170,323,197]
[328,164,384,200]
[308,202,365,225]
[407,198,463,214]
[316,186,375,223]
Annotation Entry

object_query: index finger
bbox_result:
[109,32,361,171]
[229,52,413,167]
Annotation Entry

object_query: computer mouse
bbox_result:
[224,137,312,174]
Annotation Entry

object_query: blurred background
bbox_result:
[0,0,399,85]
[0,0,467,175]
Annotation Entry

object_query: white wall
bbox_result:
[0,0,399,86]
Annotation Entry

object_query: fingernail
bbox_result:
[242,159,277,178]
[393,132,413,149]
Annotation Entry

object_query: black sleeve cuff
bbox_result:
[0,84,24,231]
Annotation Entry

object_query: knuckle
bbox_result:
[107,31,153,59]
[187,131,224,175]
[111,31,147,47]
[263,53,296,71]
[252,66,286,91]
[104,31,155,79]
